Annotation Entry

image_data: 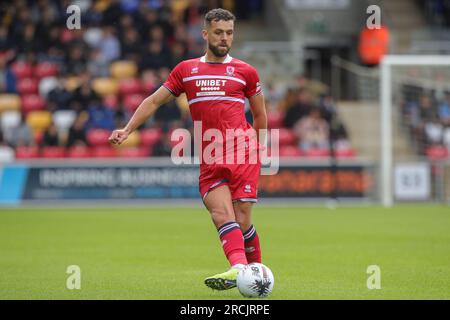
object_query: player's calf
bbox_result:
[243,224,262,263]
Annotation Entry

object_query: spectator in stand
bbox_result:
[46,77,73,111]
[85,99,116,131]
[329,115,351,151]
[66,112,88,147]
[424,118,444,146]
[183,0,207,45]
[65,44,88,75]
[264,82,284,112]
[70,72,100,112]
[0,131,15,163]
[42,122,60,147]
[0,25,13,52]
[295,73,328,101]
[154,100,182,131]
[149,25,170,52]
[114,103,131,129]
[139,40,172,71]
[169,41,188,68]
[438,92,450,126]
[120,0,140,14]
[152,133,173,157]
[138,8,171,43]
[101,0,122,27]
[283,88,313,128]
[40,26,65,66]
[120,28,141,61]
[294,108,329,151]
[319,94,337,123]
[19,23,38,55]
[408,94,439,153]
[98,27,121,64]
[0,55,16,93]
[6,114,34,148]
[87,47,110,78]
[419,94,438,121]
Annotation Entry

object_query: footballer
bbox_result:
[109,8,267,291]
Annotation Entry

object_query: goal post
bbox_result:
[380,55,450,207]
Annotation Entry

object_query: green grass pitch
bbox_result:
[0,205,449,300]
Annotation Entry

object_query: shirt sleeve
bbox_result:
[163,62,184,97]
[244,65,262,98]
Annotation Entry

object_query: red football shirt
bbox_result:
[163,54,262,164]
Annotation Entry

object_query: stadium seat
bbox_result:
[279,145,303,157]
[0,146,15,163]
[110,60,138,79]
[39,77,59,98]
[15,146,39,159]
[123,93,145,112]
[305,149,330,158]
[119,78,143,95]
[34,131,43,145]
[21,94,46,114]
[86,128,111,147]
[278,128,297,146]
[35,62,58,78]
[11,61,33,79]
[168,129,189,148]
[118,147,150,158]
[91,146,117,158]
[64,76,80,91]
[67,146,92,158]
[0,94,21,112]
[27,110,52,132]
[335,148,355,158]
[53,110,77,133]
[0,110,21,132]
[426,145,449,160]
[17,78,39,95]
[142,79,156,95]
[140,128,163,147]
[115,131,140,148]
[60,28,76,43]
[103,94,119,110]
[267,111,284,129]
[92,78,118,96]
[41,146,66,158]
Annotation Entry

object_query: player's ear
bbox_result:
[201,28,208,41]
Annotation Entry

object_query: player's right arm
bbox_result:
[109,86,175,145]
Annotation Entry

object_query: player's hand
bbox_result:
[109,129,130,145]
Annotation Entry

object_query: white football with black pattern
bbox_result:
[237,263,274,298]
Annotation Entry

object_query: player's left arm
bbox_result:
[249,92,267,145]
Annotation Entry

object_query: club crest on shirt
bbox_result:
[226,66,235,76]
[191,67,199,74]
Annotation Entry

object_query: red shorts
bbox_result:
[199,162,261,203]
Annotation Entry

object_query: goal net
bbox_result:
[380,55,450,206]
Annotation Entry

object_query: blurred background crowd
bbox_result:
[0,0,352,161]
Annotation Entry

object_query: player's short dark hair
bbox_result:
[204,8,236,28]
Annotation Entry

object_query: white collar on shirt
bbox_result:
[200,54,233,63]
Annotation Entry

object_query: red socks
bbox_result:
[217,222,262,266]
[243,225,262,263]
[218,222,248,267]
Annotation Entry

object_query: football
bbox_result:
[236,263,274,298]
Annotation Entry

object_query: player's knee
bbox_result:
[235,212,251,231]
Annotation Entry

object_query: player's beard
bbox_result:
[209,43,230,57]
